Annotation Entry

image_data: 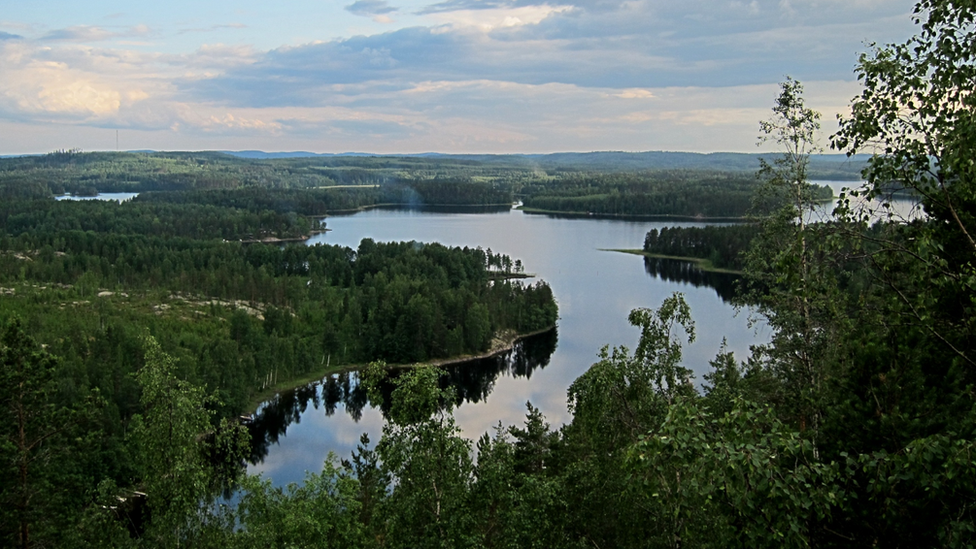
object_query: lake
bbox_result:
[811,180,921,223]
[55,192,140,203]
[246,204,770,487]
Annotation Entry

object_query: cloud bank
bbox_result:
[0,0,918,154]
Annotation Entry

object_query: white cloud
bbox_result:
[0,0,917,153]
[612,88,655,99]
[202,113,283,133]
[424,4,573,30]
[0,44,129,118]
[182,43,261,71]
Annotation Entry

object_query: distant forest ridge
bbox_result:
[223,150,869,176]
[0,149,848,219]
[1,149,869,178]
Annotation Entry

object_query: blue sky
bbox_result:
[0,0,917,154]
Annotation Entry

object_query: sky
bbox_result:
[0,0,919,155]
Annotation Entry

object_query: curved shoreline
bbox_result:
[415,326,556,369]
[245,325,557,413]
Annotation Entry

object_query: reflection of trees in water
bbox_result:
[376,204,514,215]
[441,327,557,406]
[642,256,739,303]
[247,328,558,464]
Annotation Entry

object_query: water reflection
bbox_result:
[642,256,739,303]
[257,206,766,485]
[525,210,744,223]
[54,192,139,203]
[808,181,921,224]
[330,204,515,217]
[247,328,558,465]
[442,328,558,406]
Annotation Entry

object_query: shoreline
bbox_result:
[237,228,330,244]
[322,201,517,215]
[244,325,556,413]
[604,248,743,275]
[518,207,752,222]
[420,326,556,368]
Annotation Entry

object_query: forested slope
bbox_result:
[1,3,971,545]
[519,171,832,219]
[0,178,558,548]
[0,149,834,218]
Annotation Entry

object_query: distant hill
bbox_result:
[219,150,868,178]
[222,150,375,159]
[0,149,869,180]
[429,151,867,176]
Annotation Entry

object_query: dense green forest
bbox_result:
[135,180,514,215]
[642,224,761,270]
[520,171,832,219]
[0,195,558,396]
[0,164,558,548]
[1,147,835,219]
[2,2,974,547]
[226,150,868,179]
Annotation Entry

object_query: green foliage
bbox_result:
[559,294,697,549]
[233,458,366,549]
[0,198,313,242]
[0,150,864,201]
[4,4,975,545]
[469,415,571,549]
[631,397,847,549]
[128,336,247,546]
[367,367,476,549]
[520,171,791,218]
[643,224,761,271]
[833,0,976,371]
[741,79,854,451]
[567,294,694,450]
[0,319,99,549]
[0,220,556,413]
[0,171,556,547]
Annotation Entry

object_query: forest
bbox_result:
[641,224,761,271]
[2,1,975,547]
[520,171,832,219]
[1,146,838,219]
[0,167,559,548]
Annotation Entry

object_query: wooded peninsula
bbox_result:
[2,2,975,547]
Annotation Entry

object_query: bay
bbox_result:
[247,205,769,487]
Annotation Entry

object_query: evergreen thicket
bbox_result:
[0,178,557,548]
[642,224,761,270]
[1,2,974,547]
[521,171,831,219]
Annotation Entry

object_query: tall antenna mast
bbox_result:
[116,130,119,151]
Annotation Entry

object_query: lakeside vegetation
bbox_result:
[640,224,762,272]
[2,3,974,547]
[607,248,743,275]
[0,170,559,548]
[520,171,832,219]
[2,148,842,219]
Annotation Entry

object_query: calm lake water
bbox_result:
[55,192,140,202]
[247,204,771,487]
[811,181,921,223]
